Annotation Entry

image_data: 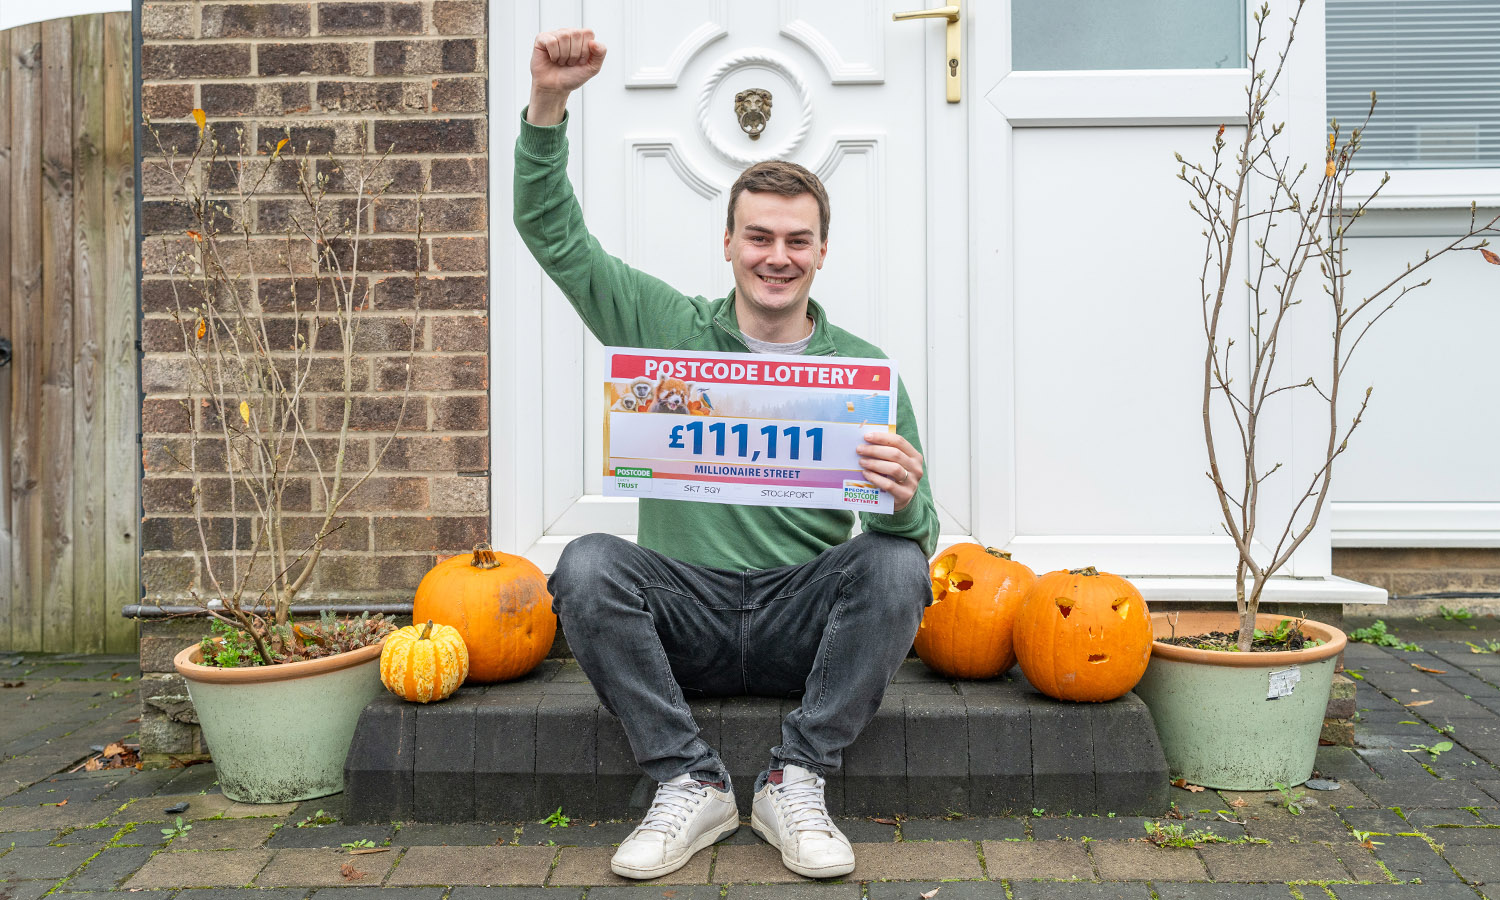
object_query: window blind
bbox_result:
[1326,0,1500,169]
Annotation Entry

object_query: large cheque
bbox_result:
[603,347,898,514]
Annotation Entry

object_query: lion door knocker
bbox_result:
[735,88,773,140]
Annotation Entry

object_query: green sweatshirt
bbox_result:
[514,113,939,570]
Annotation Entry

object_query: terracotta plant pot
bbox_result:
[174,640,386,803]
[1131,611,1347,791]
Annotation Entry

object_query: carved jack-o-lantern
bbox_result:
[1013,567,1152,702]
[914,544,1036,680]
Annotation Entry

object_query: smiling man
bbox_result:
[514,28,939,882]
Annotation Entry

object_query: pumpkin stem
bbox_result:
[1069,566,1100,576]
[983,547,1013,560]
[420,619,434,640]
[470,542,503,570]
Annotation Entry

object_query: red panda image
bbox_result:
[654,377,692,414]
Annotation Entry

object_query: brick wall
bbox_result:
[1335,549,1500,617]
[137,0,491,610]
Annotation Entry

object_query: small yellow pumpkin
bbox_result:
[380,620,469,703]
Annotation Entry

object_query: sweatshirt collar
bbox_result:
[715,290,839,357]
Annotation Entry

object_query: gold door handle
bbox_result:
[893,0,961,102]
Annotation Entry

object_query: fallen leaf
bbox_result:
[1229,797,1248,809]
[1171,778,1206,793]
[0,681,23,688]
[339,863,366,881]
[186,230,202,243]
[192,108,206,133]
[1411,664,1447,674]
[1483,248,1500,265]
[44,799,68,807]
[921,889,942,899]
[103,742,125,757]
[348,848,389,856]
[871,817,898,826]
[1405,700,1434,707]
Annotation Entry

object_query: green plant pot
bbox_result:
[1132,611,1346,791]
[175,640,387,804]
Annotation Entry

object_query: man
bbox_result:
[515,28,939,881]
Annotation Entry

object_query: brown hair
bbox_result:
[726,160,831,242]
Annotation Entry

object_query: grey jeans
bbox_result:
[547,530,929,788]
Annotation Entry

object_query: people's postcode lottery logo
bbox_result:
[842,482,880,506]
[616,467,653,478]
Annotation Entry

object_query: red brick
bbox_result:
[329,237,426,273]
[260,278,370,312]
[142,43,252,79]
[143,478,196,513]
[279,515,372,552]
[262,120,368,155]
[374,118,482,153]
[430,237,486,271]
[376,355,485,391]
[143,438,226,475]
[431,77,484,113]
[257,197,362,234]
[318,2,423,35]
[143,398,195,434]
[316,80,426,114]
[371,515,488,551]
[201,82,312,117]
[141,515,255,552]
[201,3,312,38]
[374,198,486,233]
[317,158,424,193]
[143,120,246,155]
[141,555,198,596]
[258,42,370,77]
[200,477,311,513]
[310,553,435,591]
[314,396,425,432]
[142,84,195,119]
[141,3,196,39]
[430,315,487,352]
[378,435,488,471]
[431,0,484,34]
[333,477,429,512]
[429,476,487,513]
[373,275,486,310]
[428,157,485,192]
[431,395,487,432]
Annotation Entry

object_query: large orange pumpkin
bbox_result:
[380,620,469,703]
[1013,567,1152,702]
[413,544,555,683]
[915,545,1036,679]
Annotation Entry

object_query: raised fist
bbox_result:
[531,28,607,95]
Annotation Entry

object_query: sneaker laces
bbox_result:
[772,769,836,836]
[635,777,709,838]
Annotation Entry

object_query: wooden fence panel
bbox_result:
[0,14,138,653]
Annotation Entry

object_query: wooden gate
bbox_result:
[0,13,138,653]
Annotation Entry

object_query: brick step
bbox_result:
[343,659,1171,824]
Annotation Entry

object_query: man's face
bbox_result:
[724,191,827,320]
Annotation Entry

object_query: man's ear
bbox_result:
[724,228,732,261]
[817,239,829,270]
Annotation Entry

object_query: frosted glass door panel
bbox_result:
[1012,0,1246,71]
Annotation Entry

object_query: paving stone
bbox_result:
[115,793,298,824]
[727,885,863,900]
[1425,824,1500,843]
[1354,778,1497,808]
[0,830,65,847]
[961,681,1032,815]
[256,848,398,887]
[92,768,183,803]
[1330,885,1491,900]
[414,693,479,823]
[1030,699,1095,815]
[172,818,280,850]
[1151,887,1295,900]
[266,823,391,849]
[0,843,98,880]
[899,816,1024,842]
[905,691,970,816]
[826,817,897,843]
[1339,808,1411,833]
[0,881,59,900]
[1444,844,1500,883]
[60,845,157,889]
[979,839,1093,880]
[394,824,517,846]
[709,843,810,884]
[535,694,600,820]
[53,892,175,900]
[1242,806,1353,842]
[516,820,634,847]
[175,888,311,900]
[1315,746,1378,780]
[1329,842,1392,883]
[0,801,121,831]
[1354,749,1434,780]
[1371,832,1460,882]
[386,846,555,886]
[843,839,982,881]
[1089,842,1206,881]
[1029,816,1153,841]
[159,765,224,795]
[1092,698,1170,815]
[309,889,444,900]
[125,850,275,889]
[1196,843,1350,882]
[448,887,580,900]
[866,883,1007,900]
[344,699,416,825]
[1403,809,1485,828]
[1009,885,1151,900]
[593,886,722,900]
[549,845,706,886]
[840,693,905,817]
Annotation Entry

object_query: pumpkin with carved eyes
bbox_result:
[915,545,1036,679]
[1013,567,1152,702]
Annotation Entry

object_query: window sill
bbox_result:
[1347,168,1500,209]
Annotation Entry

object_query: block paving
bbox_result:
[8,618,1500,897]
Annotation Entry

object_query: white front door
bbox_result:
[491,1,972,568]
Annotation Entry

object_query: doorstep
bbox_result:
[343,659,1171,824]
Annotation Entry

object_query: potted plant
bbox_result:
[1131,1,1500,790]
[146,114,420,803]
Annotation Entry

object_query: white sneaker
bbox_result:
[750,764,856,878]
[610,774,740,880]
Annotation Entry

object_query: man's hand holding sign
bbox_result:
[516,26,938,885]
